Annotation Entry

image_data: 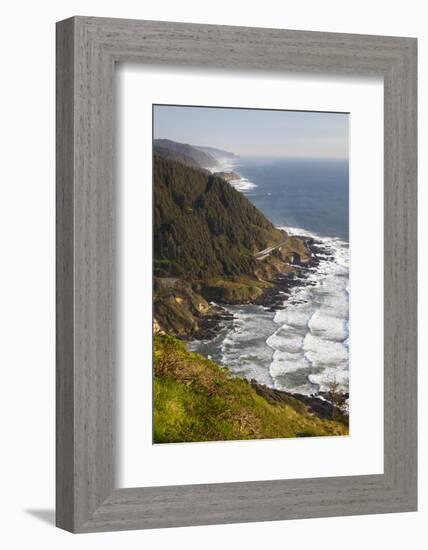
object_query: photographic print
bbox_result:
[152,105,349,444]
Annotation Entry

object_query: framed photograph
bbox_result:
[151,104,350,445]
[56,16,417,532]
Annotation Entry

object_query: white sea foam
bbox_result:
[308,366,349,393]
[266,229,350,394]
[217,304,277,386]
[207,160,258,194]
[188,225,349,398]
[267,326,305,354]
[308,313,348,342]
[228,178,257,192]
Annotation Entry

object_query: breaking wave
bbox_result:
[188,226,349,398]
[267,227,349,394]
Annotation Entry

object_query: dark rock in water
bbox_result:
[253,236,329,311]
[250,379,348,426]
[191,305,234,341]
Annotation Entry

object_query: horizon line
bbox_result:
[153,137,348,162]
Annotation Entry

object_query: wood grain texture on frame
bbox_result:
[56,16,417,533]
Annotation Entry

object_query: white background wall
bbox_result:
[0,1,424,548]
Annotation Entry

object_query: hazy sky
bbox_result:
[153,105,349,159]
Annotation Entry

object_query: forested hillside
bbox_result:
[153,153,310,338]
[154,154,285,280]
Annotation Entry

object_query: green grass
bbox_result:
[153,334,348,444]
[201,276,274,304]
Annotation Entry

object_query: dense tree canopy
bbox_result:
[153,155,285,280]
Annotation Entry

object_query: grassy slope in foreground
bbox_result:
[153,334,348,443]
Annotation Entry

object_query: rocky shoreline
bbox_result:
[191,235,331,339]
[185,235,349,417]
[256,237,334,311]
[250,379,348,425]
[191,304,234,340]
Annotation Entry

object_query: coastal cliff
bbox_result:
[153,153,311,338]
[152,144,349,441]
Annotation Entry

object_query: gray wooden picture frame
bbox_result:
[56,16,417,533]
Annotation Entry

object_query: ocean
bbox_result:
[188,157,349,396]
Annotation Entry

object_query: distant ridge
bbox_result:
[153,139,218,169]
[194,145,238,161]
